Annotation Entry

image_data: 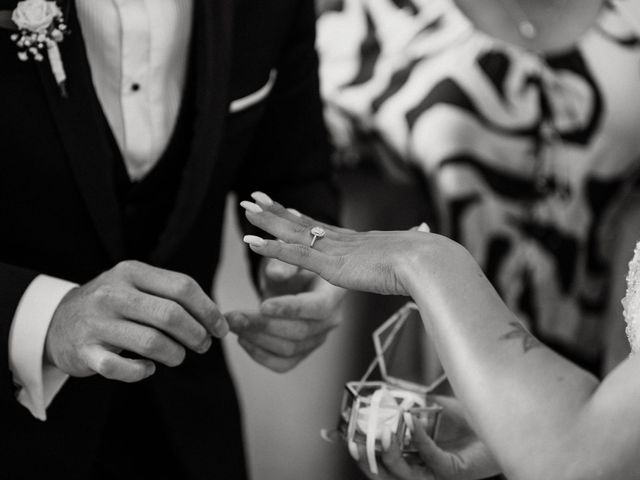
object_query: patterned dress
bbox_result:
[318,0,640,370]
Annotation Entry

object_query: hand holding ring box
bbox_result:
[324,303,446,474]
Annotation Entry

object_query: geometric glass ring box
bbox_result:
[331,303,446,474]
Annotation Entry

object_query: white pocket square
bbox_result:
[229,70,278,113]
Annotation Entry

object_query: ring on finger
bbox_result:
[309,226,326,248]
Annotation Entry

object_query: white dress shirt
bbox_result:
[9,0,193,420]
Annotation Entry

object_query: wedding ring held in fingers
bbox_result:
[310,226,326,248]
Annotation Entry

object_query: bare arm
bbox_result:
[240,198,640,480]
[403,246,640,480]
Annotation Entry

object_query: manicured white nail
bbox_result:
[251,191,273,206]
[243,235,267,247]
[287,208,302,218]
[417,222,431,233]
[240,201,263,213]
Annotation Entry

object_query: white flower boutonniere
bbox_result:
[10,0,69,97]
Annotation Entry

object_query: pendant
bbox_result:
[519,20,537,40]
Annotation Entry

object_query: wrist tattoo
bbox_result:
[499,321,542,353]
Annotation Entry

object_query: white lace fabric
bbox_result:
[622,241,640,355]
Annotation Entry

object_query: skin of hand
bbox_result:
[227,192,346,373]
[239,193,467,298]
[239,195,640,480]
[354,396,500,480]
[45,260,229,383]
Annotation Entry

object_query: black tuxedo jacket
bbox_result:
[0,0,338,478]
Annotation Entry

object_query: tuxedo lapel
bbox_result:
[27,0,233,264]
[151,0,234,262]
[35,0,125,261]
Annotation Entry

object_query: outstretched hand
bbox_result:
[239,193,465,297]
[238,194,499,478]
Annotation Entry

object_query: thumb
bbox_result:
[226,311,268,334]
[412,415,459,475]
[260,258,316,297]
[264,258,299,281]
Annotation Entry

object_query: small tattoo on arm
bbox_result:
[499,321,542,353]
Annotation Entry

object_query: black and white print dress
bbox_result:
[318,0,640,369]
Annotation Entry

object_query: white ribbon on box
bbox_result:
[353,387,428,474]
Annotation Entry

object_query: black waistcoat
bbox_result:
[111,67,196,260]
[87,55,243,480]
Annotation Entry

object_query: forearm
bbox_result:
[402,243,607,479]
[239,190,640,478]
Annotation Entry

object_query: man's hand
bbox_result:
[356,396,500,480]
[45,260,229,383]
[227,256,345,373]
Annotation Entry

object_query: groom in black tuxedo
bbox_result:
[0,0,341,478]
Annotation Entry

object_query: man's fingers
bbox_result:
[230,309,328,360]
[238,330,328,359]
[227,311,332,340]
[237,338,304,373]
[260,292,326,321]
[112,261,228,338]
[113,290,211,353]
[227,311,267,334]
[82,345,156,383]
[98,319,187,368]
[260,280,343,322]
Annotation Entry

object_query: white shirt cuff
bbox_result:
[8,275,77,421]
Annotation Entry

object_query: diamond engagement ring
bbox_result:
[310,226,326,248]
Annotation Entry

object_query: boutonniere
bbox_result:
[3,0,70,98]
